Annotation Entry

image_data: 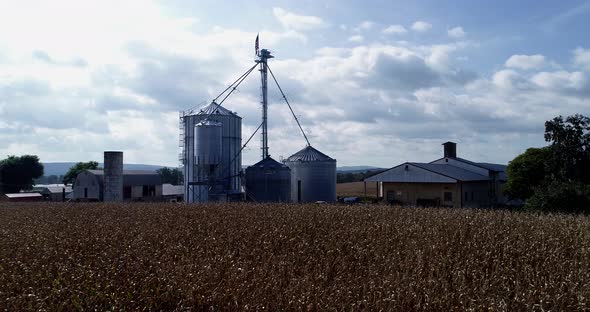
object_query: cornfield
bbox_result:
[1,202,589,310]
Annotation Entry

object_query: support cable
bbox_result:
[267,64,311,146]
[203,63,258,121]
[213,63,258,103]
[216,121,265,186]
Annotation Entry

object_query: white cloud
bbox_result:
[531,70,587,91]
[505,54,546,70]
[348,35,364,43]
[272,7,327,31]
[411,21,432,32]
[447,26,465,38]
[573,47,590,71]
[354,21,374,32]
[382,25,407,35]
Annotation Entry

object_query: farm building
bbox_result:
[162,184,184,202]
[365,142,508,208]
[32,184,73,202]
[3,193,44,202]
[72,170,162,201]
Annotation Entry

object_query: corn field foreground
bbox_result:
[1,203,589,311]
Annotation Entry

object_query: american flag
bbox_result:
[255,34,259,56]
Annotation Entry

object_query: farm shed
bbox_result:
[32,184,73,202]
[162,184,184,202]
[72,170,162,201]
[365,142,508,208]
[3,193,44,202]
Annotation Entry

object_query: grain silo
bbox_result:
[180,102,242,202]
[284,146,337,203]
[191,120,222,203]
[103,151,123,202]
[245,157,291,202]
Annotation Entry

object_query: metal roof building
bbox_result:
[365,142,508,208]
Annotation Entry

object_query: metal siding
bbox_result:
[183,107,242,203]
[285,158,336,203]
[245,158,291,202]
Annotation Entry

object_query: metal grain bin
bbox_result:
[181,102,242,202]
[245,157,291,202]
[190,120,222,203]
[284,146,336,203]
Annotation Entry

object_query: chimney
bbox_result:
[442,141,457,158]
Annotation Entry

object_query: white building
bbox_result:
[73,170,162,201]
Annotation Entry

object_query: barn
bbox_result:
[365,142,508,208]
[72,170,162,201]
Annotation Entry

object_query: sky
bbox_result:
[1,0,589,168]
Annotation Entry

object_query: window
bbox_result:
[444,191,453,202]
[84,188,88,198]
[465,192,468,201]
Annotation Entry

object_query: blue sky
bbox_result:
[1,0,589,168]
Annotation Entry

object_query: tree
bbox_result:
[157,167,184,185]
[544,114,590,183]
[504,147,550,200]
[0,155,44,193]
[63,161,99,185]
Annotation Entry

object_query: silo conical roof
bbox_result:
[249,156,289,168]
[285,145,335,162]
[198,102,239,117]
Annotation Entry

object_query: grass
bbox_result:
[336,181,379,198]
[1,202,590,310]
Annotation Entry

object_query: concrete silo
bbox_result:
[284,146,337,203]
[245,157,291,202]
[180,102,242,202]
[103,151,123,202]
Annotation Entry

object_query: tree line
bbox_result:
[505,114,590,213]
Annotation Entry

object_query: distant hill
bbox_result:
[42,162,167,176]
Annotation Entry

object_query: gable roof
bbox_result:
[409,163,489,181]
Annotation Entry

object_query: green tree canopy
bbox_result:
[508,114,590,212]
[63,161,99,185]
[544,114,590,183]
[157,167,183,185]
[504,147,550,200]
[0,155,44,193]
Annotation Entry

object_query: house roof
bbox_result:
[409,163,490,181]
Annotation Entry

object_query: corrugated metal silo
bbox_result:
[245,157,291,202]
[191,120,222,203]
[181,103,242,202]
[284,146,336,203]
[103,151,123,202]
